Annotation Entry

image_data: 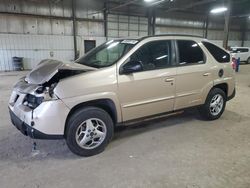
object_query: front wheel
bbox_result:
[66,107,114,157]
[199,88,226,120]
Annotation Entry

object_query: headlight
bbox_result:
[23,83,58,109]
[24,94,44,109]
[42,84,58,101]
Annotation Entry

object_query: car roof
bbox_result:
[110,34,205,43]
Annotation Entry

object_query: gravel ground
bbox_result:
[0,65,250,188]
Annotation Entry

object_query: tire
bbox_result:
[199,88,226,120]
[247,57,250,64]
[66,107,114,157]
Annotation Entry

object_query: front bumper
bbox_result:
[9,108,63,139]
[9,88,70,139]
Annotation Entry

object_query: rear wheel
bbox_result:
[199,88,226,120]
[247,57,250,64]
[66,107,114,157]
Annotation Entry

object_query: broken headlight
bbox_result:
[24,94,44,109]
[23,83,58,109]
[36,83,58,101]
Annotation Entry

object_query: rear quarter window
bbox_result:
[202,41,230,63]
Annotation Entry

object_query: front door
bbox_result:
[117,40,176,121]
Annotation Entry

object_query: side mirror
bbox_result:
[120,61,143,75]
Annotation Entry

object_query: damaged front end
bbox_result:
[9,59,95,139]
[15,59,95,109]
[14,78,58,110]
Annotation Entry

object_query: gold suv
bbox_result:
[9,35,235,156]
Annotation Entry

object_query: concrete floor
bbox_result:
[0,65,250,188]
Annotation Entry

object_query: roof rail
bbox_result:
[140,34,205,40]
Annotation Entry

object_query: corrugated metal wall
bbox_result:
[0,34,74,70]
[0,12,106,71]
[0,0,106,71]
[155,16,245,47]
[0,34,106,71]
[107,14,148,38]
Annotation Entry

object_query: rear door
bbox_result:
[238,48,249,61]
[174,40,214,110]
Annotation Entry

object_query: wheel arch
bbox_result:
[213,83,228,98]
[247,56,250,63]
[64,99,118,136]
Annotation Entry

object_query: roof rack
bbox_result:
[140,34,205,40]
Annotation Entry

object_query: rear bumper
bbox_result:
[227,88,236,101]
[9,108,63,139]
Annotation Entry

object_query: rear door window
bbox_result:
[202,41,230,63]
[230,48,249,53]
[177,40,205,66]
[238,48,249,53]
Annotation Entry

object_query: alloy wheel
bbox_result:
[75,118,107,150]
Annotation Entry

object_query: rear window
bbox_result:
[202,41,230,63]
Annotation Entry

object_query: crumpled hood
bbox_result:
[25,59,96,85]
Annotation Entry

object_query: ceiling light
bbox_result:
[150,0,166,5]
[144,0,167,5]
[210,7,228,14]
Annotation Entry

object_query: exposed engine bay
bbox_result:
[13,59,95,109]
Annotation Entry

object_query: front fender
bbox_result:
[61,92,122,123]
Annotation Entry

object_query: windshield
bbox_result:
[75,40,138,68]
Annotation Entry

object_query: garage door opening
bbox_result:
[84,40,96,54]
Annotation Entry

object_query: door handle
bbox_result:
[203,72,211,76]
[165,78,174,82]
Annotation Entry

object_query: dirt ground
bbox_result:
[0,65,250,188]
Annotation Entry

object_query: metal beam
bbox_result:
[204,14,209,38]
[223,0,231,49]
[0,12,104,22]
[241,18,247,47]
[71,0,77,60]
[108,0,139,11]
[147,7,156,36]
[88,0,139,16]
[152,10,156,35]
[104,0,108,41]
